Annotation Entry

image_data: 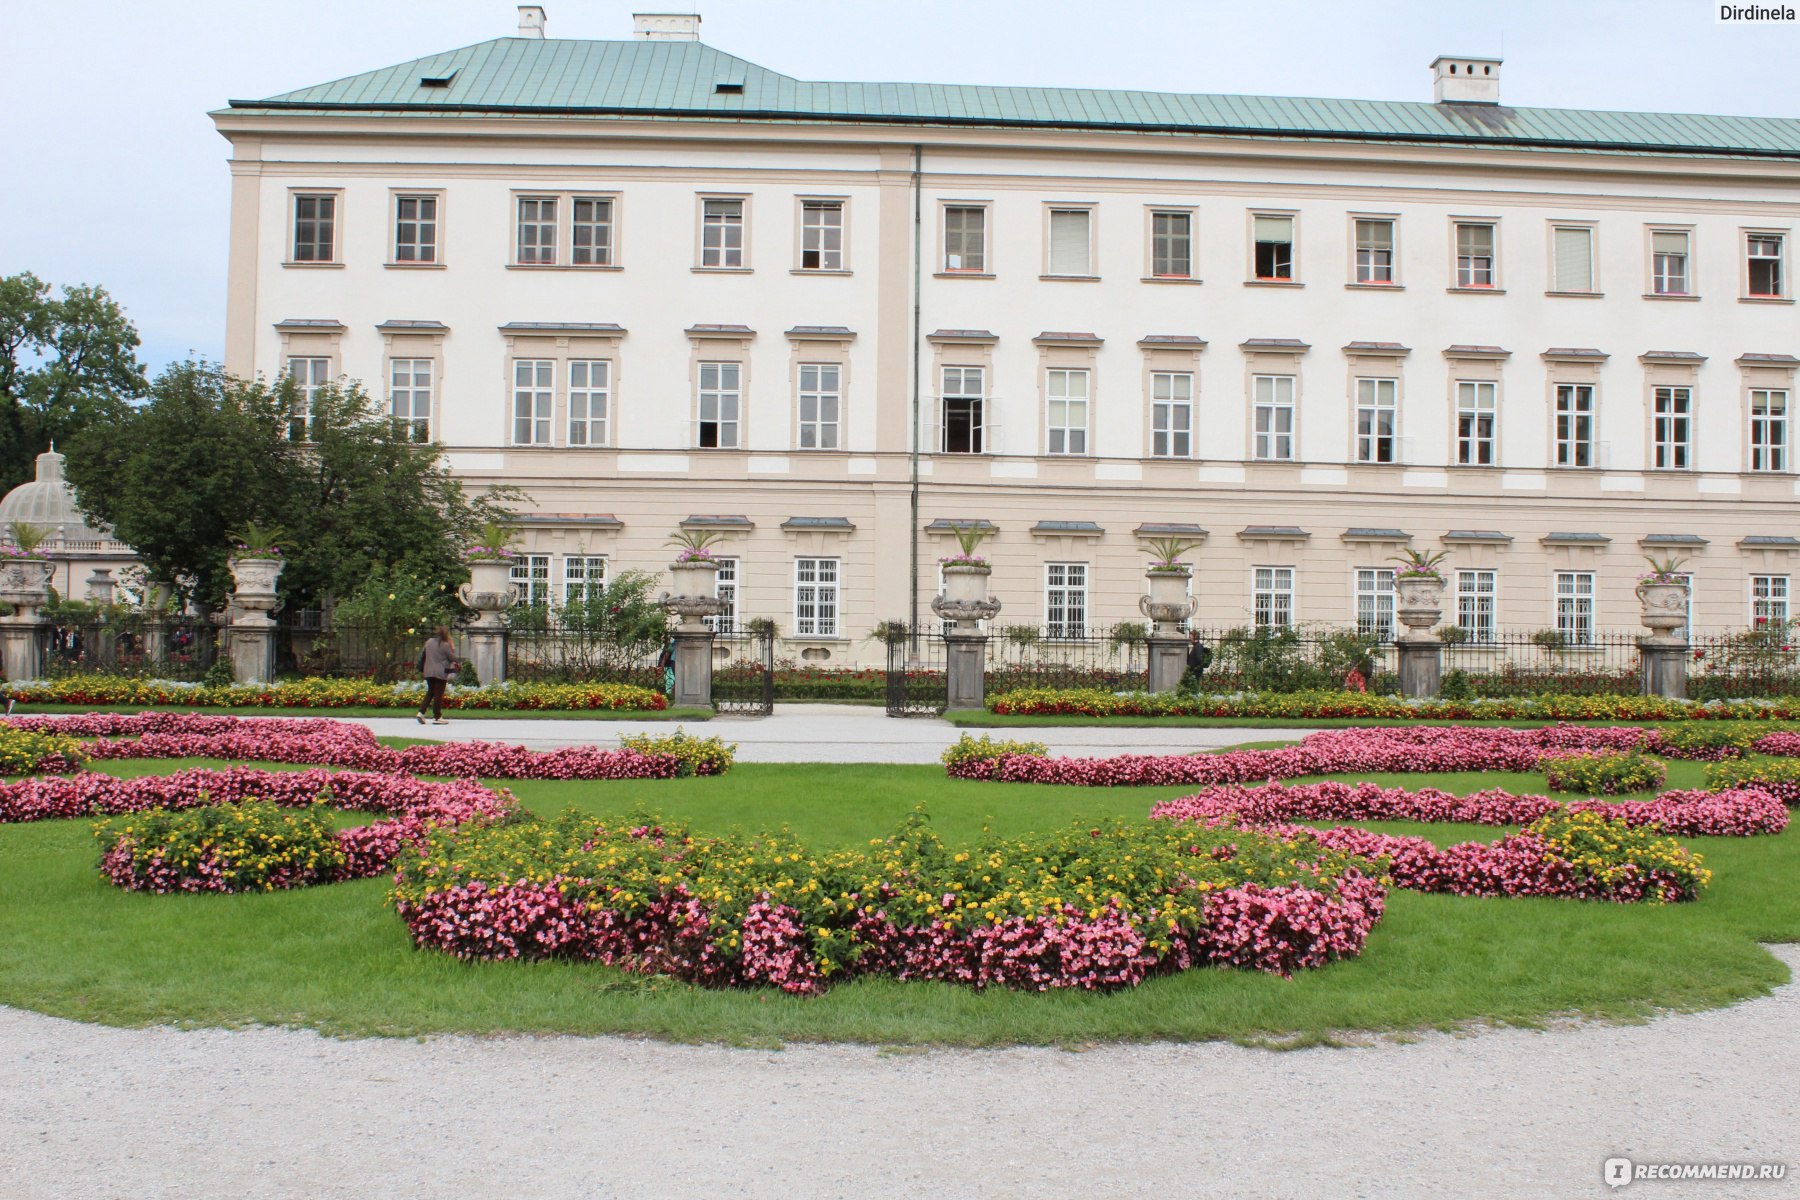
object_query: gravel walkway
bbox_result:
[354,703,1318,763]
[3,945,1794,1199]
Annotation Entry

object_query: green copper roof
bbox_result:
[229,38,1800,158]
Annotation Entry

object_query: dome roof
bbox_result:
[0,450,111,544]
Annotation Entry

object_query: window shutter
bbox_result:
[1254,215,1292,243]
[1049,210,1090,274]
[1355,220,1391,250]
[1553,227,1593,290]
[1457,224,1493,256]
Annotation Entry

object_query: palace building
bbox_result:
[211,8,1800,663]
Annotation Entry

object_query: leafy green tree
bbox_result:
[0,272,145,491]
[65,360,518,612]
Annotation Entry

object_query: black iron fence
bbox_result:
[505,627,663,689]
[1689,628,1800,699]
[713,625,776,715]
[1442,629,1643,697]
[884,623,948,716]
[988,622,1151,693]
[42,616,220,683]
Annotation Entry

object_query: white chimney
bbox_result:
[517,5,547,38]
[632,12,702,40]
[1431,55,1502,104]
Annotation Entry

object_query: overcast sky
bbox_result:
[3,0,1794,375]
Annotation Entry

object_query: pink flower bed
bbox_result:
[2,712,691,780]
[395,876,1388,990]
[1753,731,1800,757]
[1148,780,1787,839]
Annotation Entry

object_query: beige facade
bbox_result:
[212,15,1800,664]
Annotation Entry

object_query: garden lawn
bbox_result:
[0,759,1793,1046]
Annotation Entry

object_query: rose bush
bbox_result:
[392,808,1388,992]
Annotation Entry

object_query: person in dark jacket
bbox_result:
[1178,630,1213,695]
[417,625,459,725]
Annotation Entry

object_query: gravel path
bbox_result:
[3,945,1794,1200]
[354,703,1317,763]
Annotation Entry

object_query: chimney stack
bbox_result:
[632,12,702,40]
[1431,55,1501,104]
[517,5,547,38]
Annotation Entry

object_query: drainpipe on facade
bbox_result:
[908,143,923,653]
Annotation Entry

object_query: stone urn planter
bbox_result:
[1637,580,1690,639]
[1394,573,1446,641]
[459,558,517,615]
[931,563,1001,632]
[227,556,284,626]
[661,558,725,631]
[1138,568,1198,637]
[0,557,55,620]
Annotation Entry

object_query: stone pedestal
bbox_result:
[458,559,518,687]
[1397,639,1443,699]
[1640,639,1688,700]
[672,629,715,709]
[0,618,44,683]
[1148,635,1188,693]
[228,626,275,685]
[85,569,116,605]
[945,631,989,712]
[0,557,55,683]
[227,556,284,685]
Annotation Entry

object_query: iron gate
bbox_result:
[712,626,775,715]
[884,622,949,716]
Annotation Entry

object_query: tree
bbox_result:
[64,360,517,611]
[0,272,145,492]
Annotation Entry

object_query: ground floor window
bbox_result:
[1045,562,1088,639]
[562,556,607,604]
[1253,566,1294,629]
[1456,569,1497,642]
[510,554,552,608]
[1355,568,1396,641]
[1555,571,1595,645]
[708,557,739,631]
[1751,574,1790,627]
[794,558,839,636]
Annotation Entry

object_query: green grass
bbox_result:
[9,703,711,721]
[0,757,1793,1046]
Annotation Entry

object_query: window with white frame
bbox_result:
[284,356,331,441]
[1047,208,1092,276]
[292,194,335,262]
[708,557,739,631]
[510,554,551,608]
[1653,386,1692,469]
[1252,214,1294,280]
[1456,569,1497,642]
[1354,377,1397,464]
[700,199,745,268]
[1151,211,1192,278]
[572,197,613,266]
[943,206,986,272]
[1354,219,1394,283]
[1455,223,1496,287]
[941,366,985,454]
[1456,380,1497,466]
[1748,233,1786,297]
[1552,225,1595,292]
[516,197,557,264]
[1253,566,1295,629]
[1252,374,1295,461]
[1355,568,1397,641]
[1652,230,1690,295]
[1150,372,1193,458]
[696,361,741,449]
[1751,574,1790,627]
[511,359,553,445]
[1555,384,1596,467]
[1045,563,1088,638]
[1750,389,1789,472]
[1555,571,1595,645]
[797,363,841,449]
[562,555,607,604]
[394,195,437,263]
[568,360,610,447]
[388,358,432,443]
[800,200,843,270]
[1045,368,1089,455]
[794,557,839,636]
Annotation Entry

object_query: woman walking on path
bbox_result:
[417,625,459,725]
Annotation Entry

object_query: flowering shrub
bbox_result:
[1649,723,1764,761]
[941,734,1049,771]
[1752,731,1800,758]
[1148,780,1787,839]
[938,553,990,569]
[1541,750,1668,795]
[3,676,667,712]
[0,712,724,780]
[988,686,1800,723]
[615,728,736,776]
[0,725,89,775]
[1706,758,1800,806]
[393,808,1387,992]
[96,801,347,893]
[946,723,1664,787]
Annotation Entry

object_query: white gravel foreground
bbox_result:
[2,947,1795,1200]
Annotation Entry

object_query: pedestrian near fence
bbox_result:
[416,625,459,725]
